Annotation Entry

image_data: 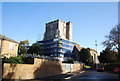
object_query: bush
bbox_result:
[23,57,34,64]
[62,59,74,63]
[67,59,74,63]
[104,62,120,72]
[3,56,24,64]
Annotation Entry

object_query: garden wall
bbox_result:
[3,58,83,79]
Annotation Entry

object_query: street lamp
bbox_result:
[95,40,97,53]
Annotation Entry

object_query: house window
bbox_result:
[9,43,14,50]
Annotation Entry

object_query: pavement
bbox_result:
[70,70,119,79]
[2,69,120,80]
[38,70,86,80]
[2,70,85,81]
[38,68,119,80]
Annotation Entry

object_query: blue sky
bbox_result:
[2,2,118,53]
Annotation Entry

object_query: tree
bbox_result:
[18,40,29,55]
[98,48,118,64]
[79,48,93,65]
[27,43,42,55]
[102,24,120,60]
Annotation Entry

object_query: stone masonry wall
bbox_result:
[3,58,83,79]
[71,63,83,72]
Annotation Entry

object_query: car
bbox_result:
[97,66,104,72]
[114,67,120,74]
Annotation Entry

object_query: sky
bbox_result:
[2,2,118,53]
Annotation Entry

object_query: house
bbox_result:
[89,48,99,64]
[72,42,99,64]
[0,35,19,58]
[72,42,83,61]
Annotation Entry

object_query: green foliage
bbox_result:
[79,48,93,65]
[3,56,24,64]
[104,62,120,72]
[20,40,29,46]
[23,57,34,64]
[27,43,42,55]
[18,40,29,55]
[67,59,74,63]
[98,48,118,64]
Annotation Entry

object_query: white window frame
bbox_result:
[9,42,14,50]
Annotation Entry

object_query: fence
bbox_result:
[62,63,74,73]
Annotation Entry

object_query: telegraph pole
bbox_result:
[0,36,5,81]
[0,36,5,55]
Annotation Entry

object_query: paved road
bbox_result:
[70,70,119,79]
[2,70,119,81]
